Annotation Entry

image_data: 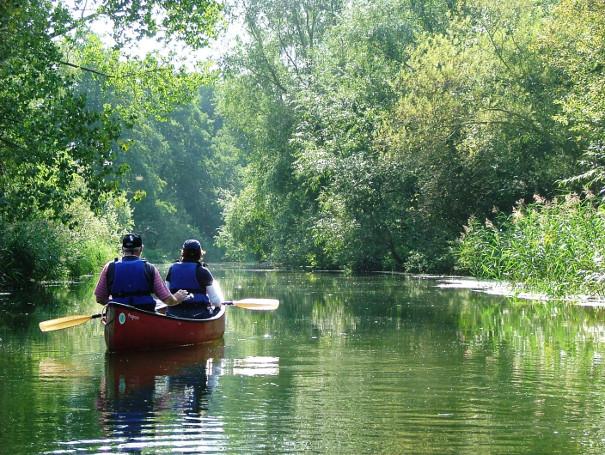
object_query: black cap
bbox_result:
[182,239,202,251]
[122,233,142,248]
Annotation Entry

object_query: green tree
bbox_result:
[292,0,456,270]
[0,1,118,220]
[1,0,221,220]
[379,0,577,270]
[216,0,345,266]
[121,87,239,260]
[537,0,605,192]
[218,0,458,270]
[0,0,221,284]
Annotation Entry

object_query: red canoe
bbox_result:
[102,302,226,352]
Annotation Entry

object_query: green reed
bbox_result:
[457,194,605,297]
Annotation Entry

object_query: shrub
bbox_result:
[0,195,132,287]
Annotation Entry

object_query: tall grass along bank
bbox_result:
[457,194,605,298]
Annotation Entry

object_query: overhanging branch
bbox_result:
[58,60,110,77]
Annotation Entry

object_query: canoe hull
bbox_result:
[103,302,226,352]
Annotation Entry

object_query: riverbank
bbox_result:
[435,277,605,307]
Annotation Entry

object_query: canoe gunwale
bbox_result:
[102,301,226,325]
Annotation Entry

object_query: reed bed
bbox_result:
[457,194,605,297]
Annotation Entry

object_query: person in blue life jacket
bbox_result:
[94,233,191,311]
[164,239,223,319]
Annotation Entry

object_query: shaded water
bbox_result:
[2,265,605,454]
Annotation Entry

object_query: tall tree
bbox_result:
[0,0,222,222]
[216,0,344,265]
[0,0,221,284]
[217,0,457,269]
[538,0,605,192]
[120,87,240,258]
[378,0,577,270]
[217,0,589,273]
[292,0,456,270]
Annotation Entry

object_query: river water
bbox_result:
[2,265,605,454]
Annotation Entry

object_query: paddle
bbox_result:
[39,298,279,333]
[39,313,102,332]
[154,298,279,312]
[225,298,279,311]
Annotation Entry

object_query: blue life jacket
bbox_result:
[108,257,156,311]
[168,262,209,305]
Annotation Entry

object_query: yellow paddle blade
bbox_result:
[39,314,97,332]
[232,298,279,311]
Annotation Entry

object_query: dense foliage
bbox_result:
[0,0,221,286]
[3,0,605,295]
[119,87,240,261]
[216,0,604,282]
[456,0,605,294]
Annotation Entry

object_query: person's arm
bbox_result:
[197,266,223,306]
[165,266,172,290]
[163,291,190,306]
[151,268,190,306]
[94,263,111,305]
[207,281,224,306]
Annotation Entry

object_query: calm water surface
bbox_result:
[2,265,605,454]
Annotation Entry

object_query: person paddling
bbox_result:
[164,239,223,319]
[94,233,190,311]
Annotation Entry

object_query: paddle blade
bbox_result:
[232,298,279,311]
[39,314,96,332]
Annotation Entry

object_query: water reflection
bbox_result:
[9,268,605,454]
[96,341,225,453]
[224,356,279,376]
